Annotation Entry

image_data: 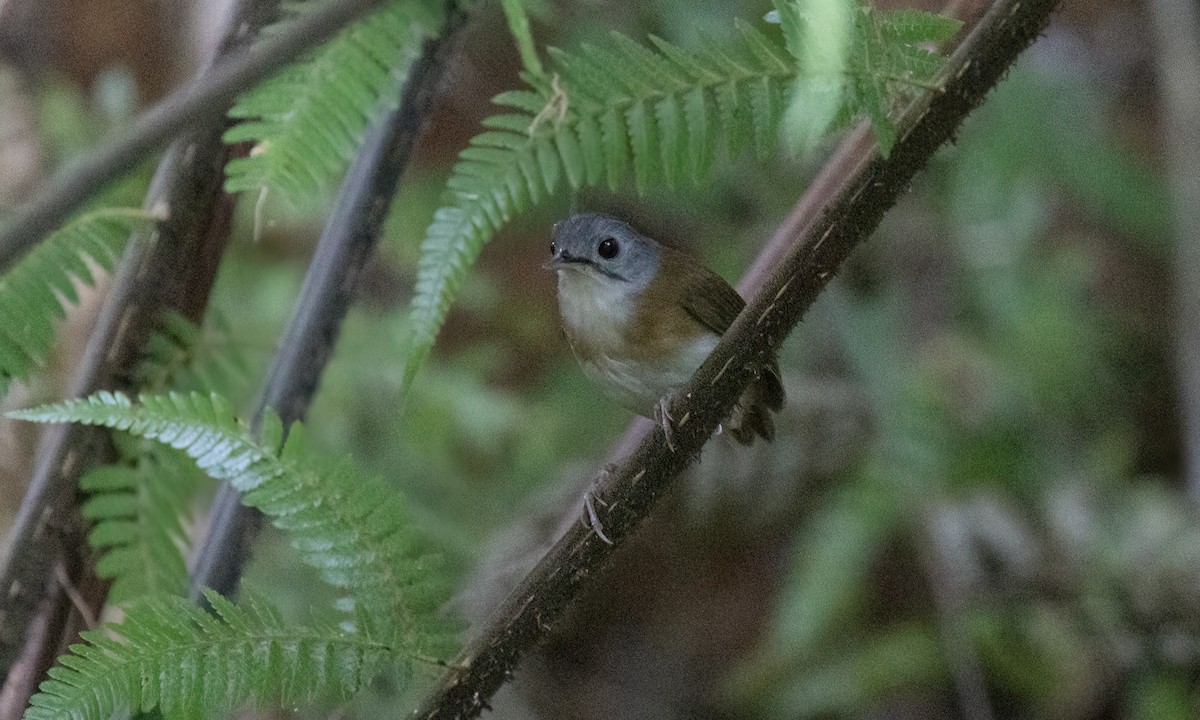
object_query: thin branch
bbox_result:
[1147,0,1200,500]
[412,0,1061,716]
[0,0,282,690]
[0,570,60,720]
[0,0,390,275]
[188,1,474,600]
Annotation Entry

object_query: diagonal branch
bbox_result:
[187,0,474,601]
[0,0,390,275]
[412,0,1061,717]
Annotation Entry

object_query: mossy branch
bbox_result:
[412,0,1060,716]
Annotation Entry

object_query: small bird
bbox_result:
[546,212,784,446]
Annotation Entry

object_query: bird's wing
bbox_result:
[679,262,745,336]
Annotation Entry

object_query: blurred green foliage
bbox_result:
[718,50,1191,717]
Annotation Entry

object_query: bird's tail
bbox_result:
[724,360,785,444]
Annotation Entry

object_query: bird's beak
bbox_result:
[543,249,576,271]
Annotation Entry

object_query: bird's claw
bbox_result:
[582,491,613,544]
[581,463,616,545]
[654,397,676,452]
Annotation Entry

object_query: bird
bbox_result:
[545,212,784,447]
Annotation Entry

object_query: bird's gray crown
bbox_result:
[548,212,661,286]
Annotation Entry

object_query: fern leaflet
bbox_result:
[0,207,158,398]
[500,0,546,78]
[11,391,453,651]
[224,0,443,203]
[776,1,963,153]
[80,439,205,604]
[401,1,959,391]
[80,312,257,606]
[138,311,254,397]
[25,590,393,720]
[402,23,793,390]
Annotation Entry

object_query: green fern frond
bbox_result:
[500,0,545,77]
[11,391,451,648]
[402,2,957,390]
[402,23,796,390]
[80,440,206,604]
[25,590,392,720]
[82,313,255,606]
[139,311,254,396]
[223,0,442,202]
[776,0,963,153]
[0,207,158,398]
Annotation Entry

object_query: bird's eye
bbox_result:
[597,237,619,259]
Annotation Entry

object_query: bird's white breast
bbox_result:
[555,269,717,415]
[556,269,635,353]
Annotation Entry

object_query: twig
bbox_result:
[0,0,281,691]
[0,0,389,275]
[52,564,96,630]
[412,0,1061,716]
[1147,0,1200,501]
[188,0,474,600]
[0,573,60,720]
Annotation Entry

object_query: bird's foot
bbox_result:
[581,463,616,545]
[654,396,677,452]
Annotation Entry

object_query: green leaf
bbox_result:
[879,8,963,47]
[138,311,254,397]
[24,591,393,720]
[0,207,158,398]
[400,2,959,390]
[80,442,205,604]
[11,391,454,650]
[81,310,254,605]
[223,0,443,203]
[776,0,962,156]
[776,0,854,154]
[500,0,545,78]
